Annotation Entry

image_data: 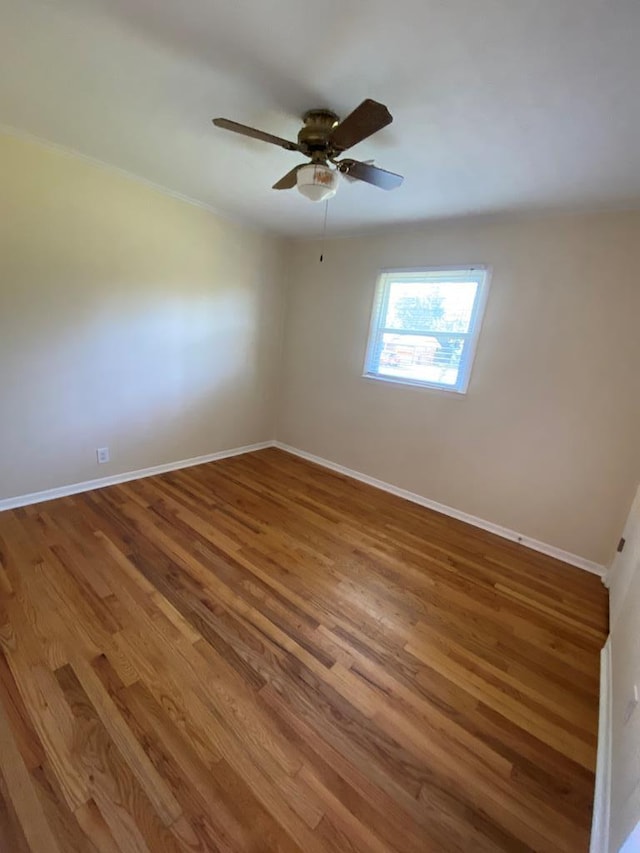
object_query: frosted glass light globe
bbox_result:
[296,163,339,202]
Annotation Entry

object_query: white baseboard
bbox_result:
[0,441,274,512]
[591,638,612,853]
[273,441,606,577]
[1,438,608,577]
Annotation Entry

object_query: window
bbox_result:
[364,267,490,393]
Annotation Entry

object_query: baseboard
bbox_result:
[1,438,608,577]
[590,638,612,853]
[0,441,274,512]
[273,441,606,577]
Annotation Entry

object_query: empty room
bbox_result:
[1,1,639,851]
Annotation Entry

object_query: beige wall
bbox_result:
[278,213,640,565]
[608,486,640,852]
[0,133,284,500]
[2,130,639,567]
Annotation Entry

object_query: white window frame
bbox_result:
[363,266,491,394]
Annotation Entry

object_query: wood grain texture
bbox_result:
[0,447,608,851]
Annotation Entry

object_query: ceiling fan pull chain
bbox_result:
[320,198,330,263]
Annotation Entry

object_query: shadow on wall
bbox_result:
[0,287,265,498]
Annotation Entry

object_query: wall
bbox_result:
[608,486,640,852]
[278,212,640,566]
[0,133,284,501]
[2,130,639,569]
[620,821,640,853]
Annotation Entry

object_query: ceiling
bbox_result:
[1,0,639,236]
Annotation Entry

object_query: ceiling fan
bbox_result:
[212,99,403,202]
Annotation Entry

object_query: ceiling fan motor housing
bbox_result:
[298,109,340,159]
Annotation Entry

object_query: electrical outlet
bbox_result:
[624,684,639,725]
[96,447,110,464]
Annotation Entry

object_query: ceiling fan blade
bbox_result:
[272,164,305,190]
[338,159,403,190]
[212,118,299,152]
[342,158,374,182]
[329,99,393,151]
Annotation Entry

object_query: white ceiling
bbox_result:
[1,0,639,236]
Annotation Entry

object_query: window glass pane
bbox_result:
[376,332,466,387]
[365,268,489,393]
[384,279,478,333]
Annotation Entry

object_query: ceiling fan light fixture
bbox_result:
[296,163,339,202]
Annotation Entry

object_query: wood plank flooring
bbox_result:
[0,447,608,852]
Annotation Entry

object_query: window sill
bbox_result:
[362,372,468,396]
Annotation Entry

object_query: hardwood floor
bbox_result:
[0,447,608,852]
